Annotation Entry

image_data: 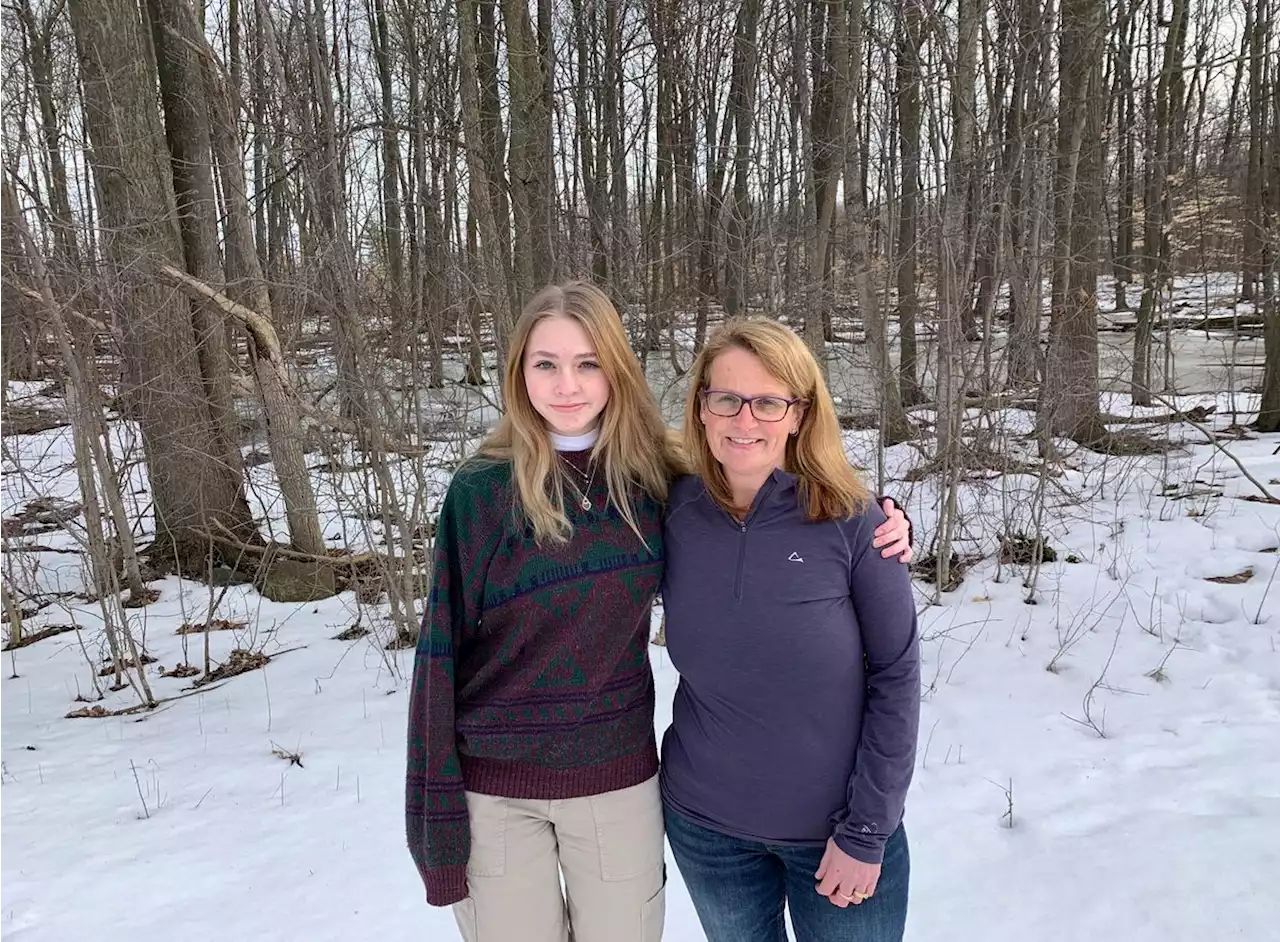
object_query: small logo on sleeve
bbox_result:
[788,551,804,562]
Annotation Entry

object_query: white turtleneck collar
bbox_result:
[550,426,600,452]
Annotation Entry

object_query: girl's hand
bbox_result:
[874,498,913,564]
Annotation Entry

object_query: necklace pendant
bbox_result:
[581,496,592,511]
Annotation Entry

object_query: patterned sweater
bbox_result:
[406,450,664,906]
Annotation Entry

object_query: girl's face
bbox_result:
[523,316,611,437]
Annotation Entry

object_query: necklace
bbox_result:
[560,455,599,512]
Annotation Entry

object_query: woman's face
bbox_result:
[523,316,611,437]
[699,347,802,485]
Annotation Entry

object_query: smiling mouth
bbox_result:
[726,437,762,446]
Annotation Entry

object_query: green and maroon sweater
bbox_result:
[405,450,664,906]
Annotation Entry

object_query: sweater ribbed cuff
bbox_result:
[423,864,468,907]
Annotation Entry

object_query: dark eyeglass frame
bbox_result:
[699,388,808,422]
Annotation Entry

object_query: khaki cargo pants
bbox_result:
[453,775,665,942]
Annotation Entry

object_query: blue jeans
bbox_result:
[664,805,909,942]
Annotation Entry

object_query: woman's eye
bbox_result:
[532,360,555,370]
[580,361,601,371]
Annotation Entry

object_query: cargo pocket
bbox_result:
[589,775,664,882]
[464,792,509,878]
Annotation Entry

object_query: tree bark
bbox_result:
[195,14,327,556]
[894,0,925,404]
[1005,0,1048,387]
[806,0,848,365]
[1242,0,1267,301]
[1256,0,1279,432]
[458,0,518,375]
[1133,0,1187,406]
[69,0,256,570]
[1039,0,1106,444]
[937,0,980,454]
[148,0,245,484]
[371,0,404,296]
[501,0,556,292]
[846,0,911,442]
[1,149,44,383]
[724,0,761,317]
[1113,1,1137,312]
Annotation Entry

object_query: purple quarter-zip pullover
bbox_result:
[659,470,920,864]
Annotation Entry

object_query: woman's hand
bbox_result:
[814,838,880,908]
[874,498,913,564]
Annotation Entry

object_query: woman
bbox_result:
[406,284,913,942]
[660,319,921,942]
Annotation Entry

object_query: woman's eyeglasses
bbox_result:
[699,390,807,422]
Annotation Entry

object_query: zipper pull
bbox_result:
[740,524,747,533]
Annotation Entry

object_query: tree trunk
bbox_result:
[196,13,327,557]
[1256,0,1279,432]
[17,0,81,273]
[724,0,761,317]
[1,152,43,383]
[299,0,371,422]
[148,0,245,486]
[1005,0,1047,387]
[573,0,609,282]
[1113,2,1137,312]
[69,0,256,570]
[1039,0,1106,444]
[371,0,404,296]
[459,0,517,374]
[807,0,847,365]
[894,0,924,404]
[1242,0,1267,301]
[937,0,980,455]
[1133,0,1187,406]
[846,0,910,442]
[501,0,556,292]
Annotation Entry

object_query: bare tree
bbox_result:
[1039,0,1107,445]
[846,0,911,442]
[1132,0,1188,406]
[68,0,257,570]
[937,0,981,455]
[893,0,925,403]
[502,0,557,293]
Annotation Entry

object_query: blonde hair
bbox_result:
[477,282,674,544]
[682,318,870,521]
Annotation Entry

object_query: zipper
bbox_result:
[724,477,777,603]
[733,518,748,601]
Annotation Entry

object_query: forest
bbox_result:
[1,0,1277,694]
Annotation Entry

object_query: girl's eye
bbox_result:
[532,360,555,370]
[579,361,601,371]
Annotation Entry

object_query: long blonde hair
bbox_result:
[682,318,870,521]
[477,282,674,544]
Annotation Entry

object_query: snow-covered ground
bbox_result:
[3,377,1279,940]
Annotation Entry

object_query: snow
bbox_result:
[3,379,1280,941]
